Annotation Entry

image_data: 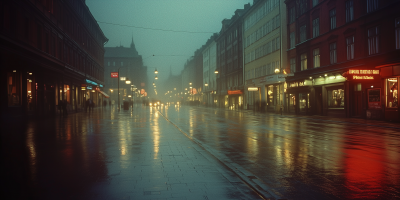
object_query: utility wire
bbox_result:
[97,21,215,34]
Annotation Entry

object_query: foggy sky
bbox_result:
[86,0,252,83]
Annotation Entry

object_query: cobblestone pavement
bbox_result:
[1,105,263,200]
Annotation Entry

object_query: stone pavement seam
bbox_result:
[157,109,280,200]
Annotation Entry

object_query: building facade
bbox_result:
[284,0,400,120]
[216,4,249,110]
[103,39,147,105]
[243,0,288,112]
[1,0,108,118]
[202,33,218,106]
[181,48,203,104]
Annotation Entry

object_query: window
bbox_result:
[330,43,337,64]
[313,0,318,7]
[290,32,295,48]
[328,88,345,108]
[298,0,307,16]
[330,9,336,30]
[395,18,400,49]
[386,78,398,108]
[313,48,320,68]
[346,36,354,60]
[7,71,21,106]
[346,0,354,23]
[368,27,379,55]
[367,0,379,13]
[300,25,307,42]
[300,53,307,71]
[289,7,295,24]
[312,18,319,38]
[290,58,296,73]
[121,61,124,66]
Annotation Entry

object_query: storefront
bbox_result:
[344,69,382,119]
[285,73,347,117]
[227,90,243,110]
[245,74,286,112]
[379,65,400,121]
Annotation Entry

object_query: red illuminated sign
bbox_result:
[352,75,374,80]
[348,69,379,75]
[228,90,243,95]
[111,72,118,78]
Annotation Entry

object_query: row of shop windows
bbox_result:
[7,70,99,112]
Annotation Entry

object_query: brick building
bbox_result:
[216,4,250,109]
[284,0,400,120]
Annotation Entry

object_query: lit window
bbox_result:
[386,78,398,108]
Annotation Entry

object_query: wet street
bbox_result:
[2,104,400,200]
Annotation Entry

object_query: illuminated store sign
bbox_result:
[86,79,98,85]
[87,86,92,90]
[349,69,379,75]
[353,75,374,80]
[289,81,306,87]
[228,90,243,95]
[111,72,118,78]
[99,84,103,87]
[248,87,258,91]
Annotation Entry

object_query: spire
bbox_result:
[129,34,138,56]
[130,34,135,49]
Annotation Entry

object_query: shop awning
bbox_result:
[98,90,110,98]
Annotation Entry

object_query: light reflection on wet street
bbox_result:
[1,105,261,200]
[159,105,400,200]
[2,104,400,199]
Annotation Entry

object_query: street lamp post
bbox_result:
[118,67,130,111]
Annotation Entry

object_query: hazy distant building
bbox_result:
[104,38,147,104]
[181,47,204,103]
[202,33,218,106]
[161,67,182,103]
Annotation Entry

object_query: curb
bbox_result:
[157,109,283,200]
